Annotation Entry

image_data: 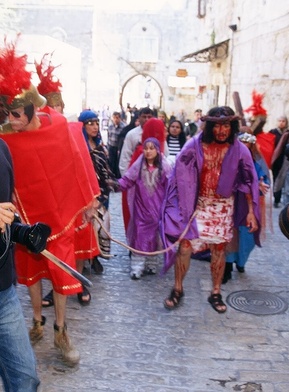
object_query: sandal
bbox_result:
[77,285,91,306]
[164,288,184,310]
[208,293,227,313]
[42,289,54,308]
[92,257,104,275]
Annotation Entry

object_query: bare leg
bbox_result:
[28,281,42,322]
[76,259,84,274]
[53,292,67,327]
[164,239,192,308]
[53,291,80,364]
[29,281,46,344]
[174,240,192,291]
[208,243,227,312]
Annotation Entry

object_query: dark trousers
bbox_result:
[108,146,120,178]
[274,190,282,204]
[272,167,282,204]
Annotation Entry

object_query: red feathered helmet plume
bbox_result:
[244,90,267,118]
[0,34,31,105]
[0,34,46,110]
[35,52,62,96]
[35,53,64,109]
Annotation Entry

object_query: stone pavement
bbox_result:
[2,193,289,392]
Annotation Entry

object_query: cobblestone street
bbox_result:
[3,192,289,392]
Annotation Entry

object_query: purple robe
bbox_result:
[160,132,261,274]
[118,155,172,252]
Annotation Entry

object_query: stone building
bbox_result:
[182,0,289,129]
[0,0,288,128]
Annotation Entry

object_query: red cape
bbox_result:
[68,121,101,260]
[0,107,100,294]
[256,132,275,169]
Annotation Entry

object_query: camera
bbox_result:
[11,214,51,254]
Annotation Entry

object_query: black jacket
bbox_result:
[0,139,16,291]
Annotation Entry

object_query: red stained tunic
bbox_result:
[192,142,234,252]
[200,142,229,197]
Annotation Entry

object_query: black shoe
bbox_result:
[77,285,91,306]
[222,262,233,284]
[236,265,245,273]
[274,202,280,208]
[92,257,104,274]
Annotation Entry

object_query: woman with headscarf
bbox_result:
[75,110,116,288]
[121,117,167,235]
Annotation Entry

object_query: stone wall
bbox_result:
[1,0,288,127]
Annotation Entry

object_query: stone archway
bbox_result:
[120,74,163,110]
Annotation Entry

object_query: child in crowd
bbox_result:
[110,137,172,279]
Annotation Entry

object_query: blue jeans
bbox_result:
[0,285,40,392]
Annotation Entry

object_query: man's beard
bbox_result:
[213,137,229,144]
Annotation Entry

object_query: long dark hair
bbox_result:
[167,120,186,148]
[82,126,102,151]
[140,137,163,182]
[201,106,240,144]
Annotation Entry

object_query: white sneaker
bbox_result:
[145,267,157,275]
[130,271,142,280]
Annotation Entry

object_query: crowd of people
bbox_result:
[0,38,289,391]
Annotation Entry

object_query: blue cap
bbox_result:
[78,109,98,124]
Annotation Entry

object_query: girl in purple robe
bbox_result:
[111,137,172,279]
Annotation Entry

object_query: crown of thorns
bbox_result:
[201,115,240,123]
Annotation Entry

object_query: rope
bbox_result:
[92,211,196,257]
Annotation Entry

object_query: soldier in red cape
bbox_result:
[244,90,275,169]
[0,37,100,365]
[35,52,101,307]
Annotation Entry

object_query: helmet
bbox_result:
[0,36,46,111]
[44,92,64,109]
[35,53,63,110]
[0,84,46,111]
[244,90,267,135]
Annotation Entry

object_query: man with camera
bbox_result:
[0,138,50,391]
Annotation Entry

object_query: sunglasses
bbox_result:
[84,120,99,126]
[2,108,23,118]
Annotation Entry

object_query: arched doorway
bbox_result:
[120,74,163,110]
